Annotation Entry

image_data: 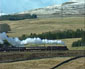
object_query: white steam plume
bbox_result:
[0,32,65,47]
[21,37,65,45]
[0,32,24,47]
[0,39,4,44]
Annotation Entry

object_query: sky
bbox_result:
[0,0,84,14]
[70,0,84,3]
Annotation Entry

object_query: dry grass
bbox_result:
[0,57,84,69]
[58,57,85,69]
[62,38,85,50]
[0,57,71,69]
[0,17,84,37]
[0,17,84,50]
[0,17,84,69]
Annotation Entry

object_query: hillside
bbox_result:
[0,2,84,19]
[0,16,85,50]
[0,17,84,37]
[19,2,85,16]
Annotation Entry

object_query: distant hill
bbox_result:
[0,2,84,20]
[19,2,85,16]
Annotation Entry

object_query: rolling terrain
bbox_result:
[19,2,85,18]
[0,16,85,50]
[0,1,85,69]
[0,17,84,37]
[57,57,85,69]
[0,57,71,69]
[0,57,85,69]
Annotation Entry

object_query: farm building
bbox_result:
[0,23,11,33]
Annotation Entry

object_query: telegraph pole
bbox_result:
[83,1,85,29]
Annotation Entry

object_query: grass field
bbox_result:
[58,57,85,69]
[0,17,85,69]
[0,17,84,37]
[62,38,85,50]
[0,16,85,50]
[0,57,84,69]
[0,57,71,69]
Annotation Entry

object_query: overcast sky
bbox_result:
[0,0,84,14]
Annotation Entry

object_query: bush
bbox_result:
[72,40,82,47]
[72,40,85,47]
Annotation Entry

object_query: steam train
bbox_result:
[26,46,68,51]
[0,45,68,52]
[0,45,26,51]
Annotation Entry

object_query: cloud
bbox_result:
[70,0,85,3]
[0,13,6,16]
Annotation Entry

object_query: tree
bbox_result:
[32,14,37,18]
[82,31,85,42]
[0,44,3,48]
[4,40,11,47]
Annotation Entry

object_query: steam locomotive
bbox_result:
[26,46,68,51]
[0,45,68,52]
[0,46,26,51]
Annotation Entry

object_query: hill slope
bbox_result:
[20,2,85,16]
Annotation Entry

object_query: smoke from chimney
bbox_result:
[0,32,65,47]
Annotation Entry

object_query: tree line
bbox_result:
[72,31,85,47]
[19,29,85,47]
[0,14,37,20]
[20,29,84,40]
